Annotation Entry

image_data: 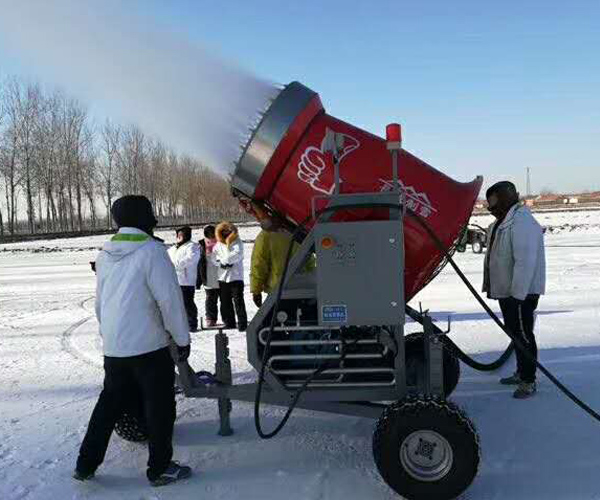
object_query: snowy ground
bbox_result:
[1,212,600,500]
[471,208,600,235]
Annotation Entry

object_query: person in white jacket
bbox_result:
[212,221,247,331]
[482,181,546,399]
[168,226,201,332]
[75,195,192,487]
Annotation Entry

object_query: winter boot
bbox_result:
[500,372,521,385]
[513,382,537,399]
[149,461,192,487]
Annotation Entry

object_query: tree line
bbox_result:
[0,77,247,236]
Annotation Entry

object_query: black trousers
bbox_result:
[499,295,540,383]
[219,280,247,329]
[76,347,176,481]
[180,286,198,330]
[205,288,220,322]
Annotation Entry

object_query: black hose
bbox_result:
[253,212,311,439]
[405,305,514,371]
[444,337,513,371]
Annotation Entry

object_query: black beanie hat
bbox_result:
[111,195,158,231]
[203,225,216,238]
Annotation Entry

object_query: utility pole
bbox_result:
[526,167,531,197]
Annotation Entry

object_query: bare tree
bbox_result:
[0,78,24,235]
[82,142,98,228]
[0,75,249,235]
[98,119,121,227]
[0,80,4,236]
[35,90,63,232]
[146,138,167,210]
[118,124,146,195]
[0,127,19,235]
[62,98,88,231]
[11,80,43,234]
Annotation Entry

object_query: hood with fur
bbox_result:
[216,221,239,247]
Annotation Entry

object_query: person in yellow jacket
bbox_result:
[250,213,314,308]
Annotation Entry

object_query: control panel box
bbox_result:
[315,220,405,326]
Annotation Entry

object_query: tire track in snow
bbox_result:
[59,295,99,369]
[60,315,99,368]
[61,296,248,370]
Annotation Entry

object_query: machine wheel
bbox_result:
[114,413,148,442]
[114,393,180,442]
[373,396,480,500]
[405,333,460,397]
[114,391,148,442]
[471,240,483,254]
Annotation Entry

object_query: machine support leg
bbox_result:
[423,313,444,397]
[215,329,234,436]
[392,324,407,398]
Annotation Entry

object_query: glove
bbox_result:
[253,293,263,308]
[177,344,191,362]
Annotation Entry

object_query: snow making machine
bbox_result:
[175,82,484,500]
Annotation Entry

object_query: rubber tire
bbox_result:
[114,413,148,442]
[114,390,148,442]
[472,241,483,254]
[373,396,480,500]
[115,392,179,442]
[405,333,460,397]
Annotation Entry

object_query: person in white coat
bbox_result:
[168,226,201,332]
[212,221,247,331]
[483,181,546,399]
[75,195,192,486]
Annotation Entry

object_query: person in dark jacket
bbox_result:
[196,225,221,327]
[483,181,546,399]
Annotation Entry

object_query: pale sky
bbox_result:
[1,0,598,194]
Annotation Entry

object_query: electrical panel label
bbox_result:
[322,305,348,323]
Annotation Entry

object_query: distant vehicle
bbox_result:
[456,224,487,254]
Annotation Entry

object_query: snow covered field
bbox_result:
[1,211,600,500]
[472,208,600,235]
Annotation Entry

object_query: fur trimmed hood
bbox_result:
[216,221,239,247]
